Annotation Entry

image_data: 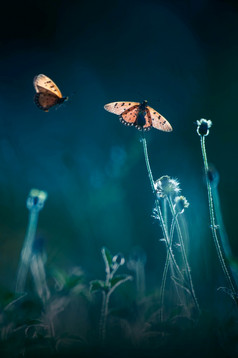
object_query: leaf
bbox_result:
[51,266,85,292]
[89,280,108,293]
[101,247,113,273]
[4,292,28,311]
[109,274,133,293]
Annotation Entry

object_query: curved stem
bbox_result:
[15,210,39,293]
[160,213,177,322]
[200,136,238,302]
[141,136,155,193]
[155,200,184,281]
[168,197,200,313]
[141,136,184,283]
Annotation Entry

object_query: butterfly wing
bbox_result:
[104,101,140,115]
[33,74,63,98]
[120,105,153,131]
[141,108,153,130]
[119,105,140,127]
[34,93,62,112]
[147,106,172,132]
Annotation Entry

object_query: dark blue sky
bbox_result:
[0,0,237,294]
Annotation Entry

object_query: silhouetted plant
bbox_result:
[90,247,132,344]
[142,137,200,316]
[197,119,238,303]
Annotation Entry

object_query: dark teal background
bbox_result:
[0,0,237,304]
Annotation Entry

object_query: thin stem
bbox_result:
[141,136,155,193]
[155,200,184,282]
[160,252,170,322]
[141,135,197,314]
[200,136,238,301]
[99,290,110,345]
[168,197,200,313]
[30,254,50,304]
[141,136,184,282]
[212,183,232,260]
[15,209,39,293]
[159,210,177,322]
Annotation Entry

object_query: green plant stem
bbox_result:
[160,210,178,322]
[141,136,184,281]
[155,200,184,282]
[30,253,50,304]
[15,209,39,294]
[168,197,200,313]
[160,211,188,321]
[200,136,238,301]
[100,290,110,345]
[160,213,177,322]
[141,137,155,193]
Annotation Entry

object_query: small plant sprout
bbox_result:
[197,119,238,303]
[90,247,132,345]
[15,189,48,294]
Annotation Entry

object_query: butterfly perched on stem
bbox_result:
[33,74,68,112]
[104,100,172,132]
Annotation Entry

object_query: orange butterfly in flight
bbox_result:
[104,100,172,132]
[33,74,68,112]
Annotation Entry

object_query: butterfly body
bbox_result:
[104,100,172,132]
[33,74,68,112]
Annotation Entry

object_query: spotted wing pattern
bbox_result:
[147,106,173,132]
[33,74,63,97]
[34,93,62,112]
[119,105,140,127]
[104,101,140,115]
[104,101,172,132]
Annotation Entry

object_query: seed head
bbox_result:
[174,196,189,214]
[196,118,212,136]
[27,189,48,211]
[155,175,181,198]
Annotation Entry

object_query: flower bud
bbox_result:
[26,189,48,211]
[174,196,189,214]
[196,118,212,136]
[112,253,125,267]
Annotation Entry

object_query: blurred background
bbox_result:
[0,0,237,307]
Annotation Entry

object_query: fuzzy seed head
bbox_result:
[155,175,181,198]
[196,118,212,136]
